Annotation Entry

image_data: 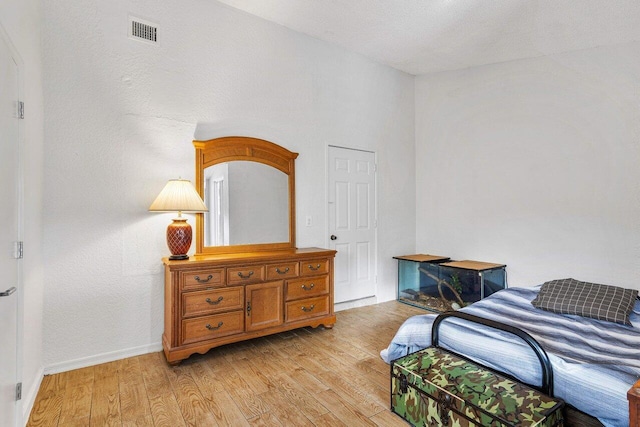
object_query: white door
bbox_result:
[328,146,376,303]
[0,28,20,427]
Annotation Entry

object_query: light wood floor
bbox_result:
[27,300,425,426]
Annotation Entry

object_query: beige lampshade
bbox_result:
[149,179,208,213]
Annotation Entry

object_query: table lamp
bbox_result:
[149,178,208,260]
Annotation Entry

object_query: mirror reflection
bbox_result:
[203,161,289,246]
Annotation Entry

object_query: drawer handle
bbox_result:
[301,283,315,291]
[206,296,224,305]
[205,322,223,331]
[307,264,321,271]
[301,304,315,312]
[195,274,213,283]
[275,267,290,275]
[237,271,254,279]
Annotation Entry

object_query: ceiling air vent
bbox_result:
[129,16,158,44]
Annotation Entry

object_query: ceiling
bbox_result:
[216,0,640,75]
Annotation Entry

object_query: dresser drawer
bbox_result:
[182,287,244,318]
[286,295,329,323]
[266,262,299,280]
[181,269,225,291]
[181,311,244,345]
[286,275,329,301]
[227,265,265,285]
[300,259,329,276]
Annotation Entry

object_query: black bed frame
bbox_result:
[431,312,604,426]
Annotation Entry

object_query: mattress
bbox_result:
[380,287,640,427]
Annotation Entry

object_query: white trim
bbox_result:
[0,20,25,427]
[335,296,377,312]
[327,144,375,154]
[44,343,163,375]
[21,365,43,426]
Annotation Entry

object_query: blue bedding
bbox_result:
[381,286,640,427]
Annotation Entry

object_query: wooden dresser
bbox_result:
[162,247,336,364]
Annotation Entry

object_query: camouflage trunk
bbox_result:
[391,347,564,427]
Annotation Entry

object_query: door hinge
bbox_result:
[18,101,24,119]
[14,241,23,259]
[16,382,22,401]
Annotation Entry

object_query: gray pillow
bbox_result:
[531,278,638,326]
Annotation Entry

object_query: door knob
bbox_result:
[330,235,337,240]
[0,287,16,297]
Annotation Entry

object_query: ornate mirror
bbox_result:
[194,136,298,255]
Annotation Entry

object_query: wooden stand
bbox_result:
[394,254,450,263]
[630,378,640,427]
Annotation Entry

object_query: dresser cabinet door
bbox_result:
[245,281,283,332]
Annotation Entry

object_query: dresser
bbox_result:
[162,247,336,364]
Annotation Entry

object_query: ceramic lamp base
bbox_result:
[167,217,192,259]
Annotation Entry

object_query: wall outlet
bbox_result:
[306,215,312,227]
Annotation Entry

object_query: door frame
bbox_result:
[0,21,24,427]
[326,144,378,307]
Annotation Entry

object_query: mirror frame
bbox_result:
[194,136,298,255]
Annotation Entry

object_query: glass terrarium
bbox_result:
[395,255,507,313]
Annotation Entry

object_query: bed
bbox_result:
[381,285,640,427]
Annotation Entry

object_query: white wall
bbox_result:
[42,0,415,371]
[415,41,640,290]
[0,0,45,422]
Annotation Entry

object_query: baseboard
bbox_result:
[374,294,397,304]
[21,365,44,427]
[334,295,377,312]
[44,342,163,375]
